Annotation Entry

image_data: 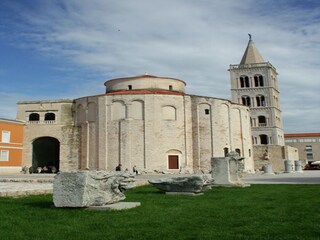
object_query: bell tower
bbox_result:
[229,35,284,146]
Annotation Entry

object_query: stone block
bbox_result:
[211,152,249,187]
[53,171,135,207]
[148,175,214,193]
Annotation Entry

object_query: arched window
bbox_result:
[254,75,264,87]
[241,96,251,106]
[256,95,266,107]
[44,113,55,121]
[112,101,126,120]
[29,113,40,121]
[224,147,229,157]
[131,100,144,120]
[258,116,267,126]
[235,148,241,156]
[87,102,97,122]
[260,134,269,145]
[240,76,250,88]
[77,104,86,124]
[162,106,176,120]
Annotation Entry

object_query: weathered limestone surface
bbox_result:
[53,171,135,207]
[294,160,303,173]
[148,175,214,193]
[211,152,249,187]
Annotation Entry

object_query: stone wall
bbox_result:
[74,93,254,174]
[253,145,298,172]
[16,100,79,171]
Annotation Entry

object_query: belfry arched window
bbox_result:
[258,116,267,126]
[29,113,40,121]
[256,95,266,107]
[254,75,264,87]
[241,96,251,106]
[240,76,250,88]
[260,134,269,145]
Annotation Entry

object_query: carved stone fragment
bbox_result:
[148,175,214,193]
[53,171,135,207]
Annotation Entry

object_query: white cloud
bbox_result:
[1,0,319,132]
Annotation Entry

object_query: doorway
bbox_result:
[168,155,179,169]
[32,137,60,171]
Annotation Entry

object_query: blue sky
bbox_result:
[0,0,319,133]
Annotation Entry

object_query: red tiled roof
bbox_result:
[106,89,185,95]
[284,133,320,138]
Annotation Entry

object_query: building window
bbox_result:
[128,85,132,90]
[260,134,269,145]
[256,95,266,107]
[306,153,313,160]
[0,150,9,161]
[254,75,264,87]
[29,113,40,121]
[249,149,251,157]
[162,106,176,121]
[205,109,210,115]
[169,85,173,91]
[305,145,312,152]
[240,76,250,88]
[1,131,10,143]
[258,116,267,127]
[44,113,55,121]
[224,147,229,157]
[241,96,251,106]
[235,148,241,156]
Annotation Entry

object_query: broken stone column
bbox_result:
[294,160,303,173]
[211,151,249,187]
[284,160,294,173]
[148,175,214,194]
[53,171,136,207]
[263,164,273,174]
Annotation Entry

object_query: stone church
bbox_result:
[15,36,297,174]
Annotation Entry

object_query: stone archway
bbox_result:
[32,137,60,171]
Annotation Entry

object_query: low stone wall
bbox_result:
[253,145,299,172]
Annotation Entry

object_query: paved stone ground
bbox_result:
[244,170,320,184]
[0,171,319,197]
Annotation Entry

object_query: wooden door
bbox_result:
[168,155,179,169]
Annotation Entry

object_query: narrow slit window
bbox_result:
[205,109,210,115]
[128,85,132,90]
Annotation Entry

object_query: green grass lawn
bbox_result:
[0,185,319,240]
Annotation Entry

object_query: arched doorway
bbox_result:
[32,137,60,171]
[166,149,182,170]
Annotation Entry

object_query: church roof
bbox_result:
[105,73,186,85]
[240,36,265,64]
[105,89,184,95]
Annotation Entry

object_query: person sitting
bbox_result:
[42,166,49,173]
